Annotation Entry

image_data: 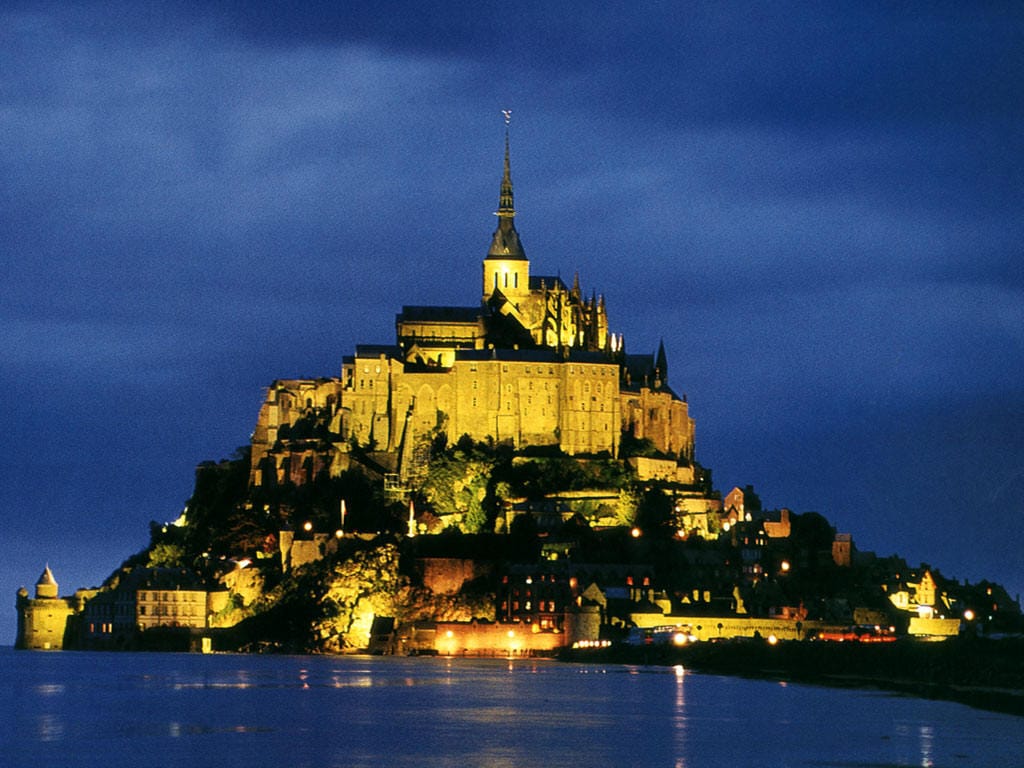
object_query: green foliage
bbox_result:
[182,448,254,559]
[418,450,493,533]
[615,487,641,526]
[147,542,186,568]
[633,488,676,537]
[507,456,632,499]
[619,432,664,458]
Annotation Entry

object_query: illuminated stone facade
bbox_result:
[80,568,217,648]
[14,566,78,650]
[250,132,696,487]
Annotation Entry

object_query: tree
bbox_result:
[633,488,675,536]
[148,542,186,568]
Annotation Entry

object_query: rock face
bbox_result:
[312,543,405,652]
[229,538,499,653]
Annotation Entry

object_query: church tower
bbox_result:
[482,122,530,302]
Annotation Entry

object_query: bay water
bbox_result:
[2,647,1021,767]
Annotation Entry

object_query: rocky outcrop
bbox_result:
[221,537,500,653]
[311,542,405,652]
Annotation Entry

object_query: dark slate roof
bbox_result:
[455,348,561,363]
[529,275,568,291]
[397,306,482,323]
[454,348,617,364]
[118,567,208,592]
[353,344,401,358]
[620,353,682,399]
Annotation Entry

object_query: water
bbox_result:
[1,648,1021,768]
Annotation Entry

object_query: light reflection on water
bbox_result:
[2,648,1022,768]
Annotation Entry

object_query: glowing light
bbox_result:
[780,560,791,573]
[963,609,975,621]
[673,665,685,677]
[722,522,731,532]
[767,634,778,646]
[672,632,688,646]
[302,521,313,532]
[631,527,642,538]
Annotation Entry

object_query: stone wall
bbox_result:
[418,557,490,595]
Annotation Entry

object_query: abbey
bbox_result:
[249,131,697,487]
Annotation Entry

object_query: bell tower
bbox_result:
[482,113,529,301]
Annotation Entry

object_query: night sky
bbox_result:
[3,2,1022,644]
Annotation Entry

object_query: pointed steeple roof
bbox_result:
[35,564,58,599]
[655,339,668,384]
[37,564,57,586]
[486,123,526,261]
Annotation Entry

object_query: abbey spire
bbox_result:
[487,128,526,261]
[483,113,529,299]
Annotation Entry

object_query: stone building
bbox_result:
[80,567,221,649]
[15,566,80,650]
[250,129,699,490]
